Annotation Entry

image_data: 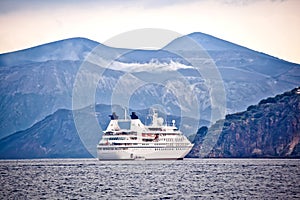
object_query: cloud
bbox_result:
[0,0,101,14]
[0,0,201,14]
[108,60,193,72]
[217,0,287,6]
[0,0,288,15]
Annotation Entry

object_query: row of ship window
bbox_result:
[99,147,128,150]
[155,147,187,151]
[103,137,185,142]
[100,142,189,146]
[98,147,187,151]
[142,143,190,146]
[104,137,137,140]
[161,138,185,142]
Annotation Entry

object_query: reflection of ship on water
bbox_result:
[97,110,193,160]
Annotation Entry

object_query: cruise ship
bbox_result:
[97,110,194,160]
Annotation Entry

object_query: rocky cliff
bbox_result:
[188,87,300,158]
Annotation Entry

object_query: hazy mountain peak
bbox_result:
[167,31,251,52]
[0,37,100,67]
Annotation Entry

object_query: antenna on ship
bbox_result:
[124,107,127,120]
[151,108,164,126]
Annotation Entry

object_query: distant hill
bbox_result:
[0,109,92,159]
[0,104,204,159]
[188,87,300,158]
[0,104,117,159]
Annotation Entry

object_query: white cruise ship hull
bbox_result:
[97,145,193,160]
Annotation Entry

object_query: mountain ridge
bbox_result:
[1,33,298,65]
[187,32,299,64]
[0,37,100,66]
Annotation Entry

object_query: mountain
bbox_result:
[188,87,300,158]
[0,33,299,140]
[165,32,300,112]
[0,38,127,138]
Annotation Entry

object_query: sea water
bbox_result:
[0,159,299,199]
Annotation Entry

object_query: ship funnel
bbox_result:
[109,112,119,120]
[130,112,139,119]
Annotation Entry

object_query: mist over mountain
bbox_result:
[0,32,299,141]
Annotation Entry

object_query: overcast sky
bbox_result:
[0,0,299,63]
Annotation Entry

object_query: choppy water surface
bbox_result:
[0,159,299,199]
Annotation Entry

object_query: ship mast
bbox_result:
[124,108,127,120]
